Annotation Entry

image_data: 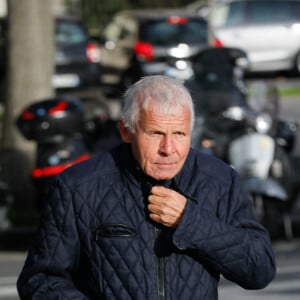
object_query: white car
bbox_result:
[210,0,300,74]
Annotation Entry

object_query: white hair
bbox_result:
[121,75,195,133]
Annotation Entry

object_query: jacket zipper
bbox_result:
[155,227,165,300]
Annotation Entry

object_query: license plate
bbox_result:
[52,74,80,88]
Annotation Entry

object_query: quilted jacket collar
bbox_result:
[116,142,193,195]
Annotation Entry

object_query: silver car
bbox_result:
[210,0,300,74]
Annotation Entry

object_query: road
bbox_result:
[1,239,300,299]
[0,251,24,299]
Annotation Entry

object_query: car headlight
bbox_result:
[255,113,272,133]
[222,106,245,121]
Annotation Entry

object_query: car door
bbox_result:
[216,23,296,70]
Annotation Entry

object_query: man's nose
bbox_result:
[159,135,175,155]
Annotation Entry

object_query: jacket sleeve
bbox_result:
[172,168,276,290]
[17,177,90,300]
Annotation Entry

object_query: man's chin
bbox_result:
[149,169,178,181]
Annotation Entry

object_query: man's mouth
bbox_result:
[155,162,177,167]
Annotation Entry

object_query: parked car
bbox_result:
[0,16,101,91]
[53,16,101,89]
[209,0,300,74]
[99,9,221,95]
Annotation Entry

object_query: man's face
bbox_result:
[120,103,191,180]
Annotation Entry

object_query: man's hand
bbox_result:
[148,186,187,228]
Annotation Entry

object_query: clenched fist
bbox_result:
[148,186,187,228]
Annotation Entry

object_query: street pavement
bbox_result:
[1,239,300,300]
[0,251,25,299]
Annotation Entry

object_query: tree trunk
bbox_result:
[1,0,54,211]
[3,0,54,150]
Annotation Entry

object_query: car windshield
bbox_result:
[212,0,300,27]
[55,20,88,44]
[139,18,208,46]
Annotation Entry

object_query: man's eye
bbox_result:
[174,132,185,137]
[147,131,162,136]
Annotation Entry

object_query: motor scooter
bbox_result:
[185,47,297,239]
[195,98,296,239]
[226,106,294,239]
[16,96,120,210]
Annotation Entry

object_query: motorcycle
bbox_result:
[225,106,294,239]
[16,96,121,210]
[185,47,297,239]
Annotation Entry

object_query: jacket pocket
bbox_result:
[95,223,137,239]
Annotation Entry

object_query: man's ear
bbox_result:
[118,120,132,143]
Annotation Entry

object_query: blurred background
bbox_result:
[0,0,300,299]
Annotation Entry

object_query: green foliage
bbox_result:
[279,87,300,97]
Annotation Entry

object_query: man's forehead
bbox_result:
[138,108,191,129]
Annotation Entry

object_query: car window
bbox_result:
[212,1,246,27]
[247,1,291,23]
[139,19,208,46]
[292,1,300,18]
[212,0,300,27]
[55,21,87,44]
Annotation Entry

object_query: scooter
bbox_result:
[195,100,296,239]
[226,106,294,239]
[16,96,121,210]
[185,47,297,239]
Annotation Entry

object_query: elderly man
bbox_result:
[17,75,275,299]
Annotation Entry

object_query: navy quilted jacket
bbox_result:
[17,143,276,299]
